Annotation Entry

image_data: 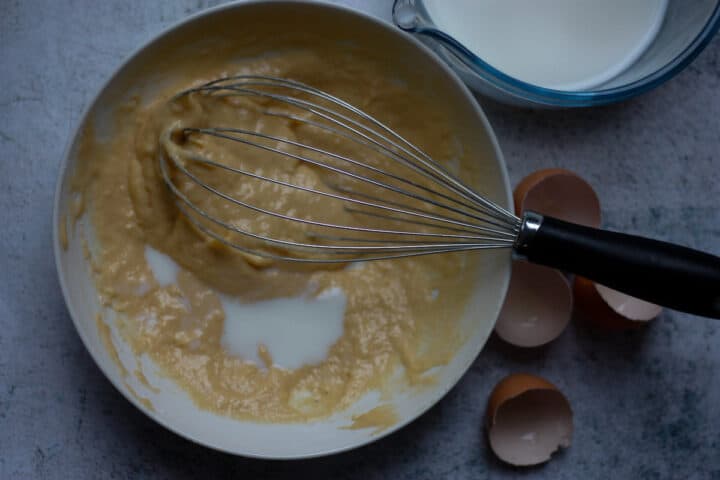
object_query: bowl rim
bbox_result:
[393,0,720,107]
[53,0,513,459]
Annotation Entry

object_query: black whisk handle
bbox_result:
[515,213,720,319]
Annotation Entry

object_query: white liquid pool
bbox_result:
[423,0,669,90]
[144,245,346,370]
[219,288,346,370]
[144,245,180,287]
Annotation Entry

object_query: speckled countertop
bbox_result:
[1,1,719,478]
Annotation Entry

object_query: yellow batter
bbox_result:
[72,40,484,423]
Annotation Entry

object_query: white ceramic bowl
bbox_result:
[53,0,512,459]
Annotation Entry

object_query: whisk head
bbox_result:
[159,75,521,263]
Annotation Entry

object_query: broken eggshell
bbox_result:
[573,276,663,330]
[495,262,572,347]
[514,168,601,228]
[487,373,573,467]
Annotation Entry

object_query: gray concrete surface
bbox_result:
[1,0,719,478]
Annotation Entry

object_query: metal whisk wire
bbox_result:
[159,75,522,262]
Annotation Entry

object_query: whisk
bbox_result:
[160,75,720,319]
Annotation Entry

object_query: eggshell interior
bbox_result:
[487,374,573,467]
[486,373,556,423]
[489,389,573,466]
[514,168,601,228]
[495,262,572,347]
[595,284,662,321]
[573,276,662,330]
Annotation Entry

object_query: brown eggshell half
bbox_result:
[514,168,601,228]
[573,276,662,330]
[487,373,573,466]
[495,262,572,347]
